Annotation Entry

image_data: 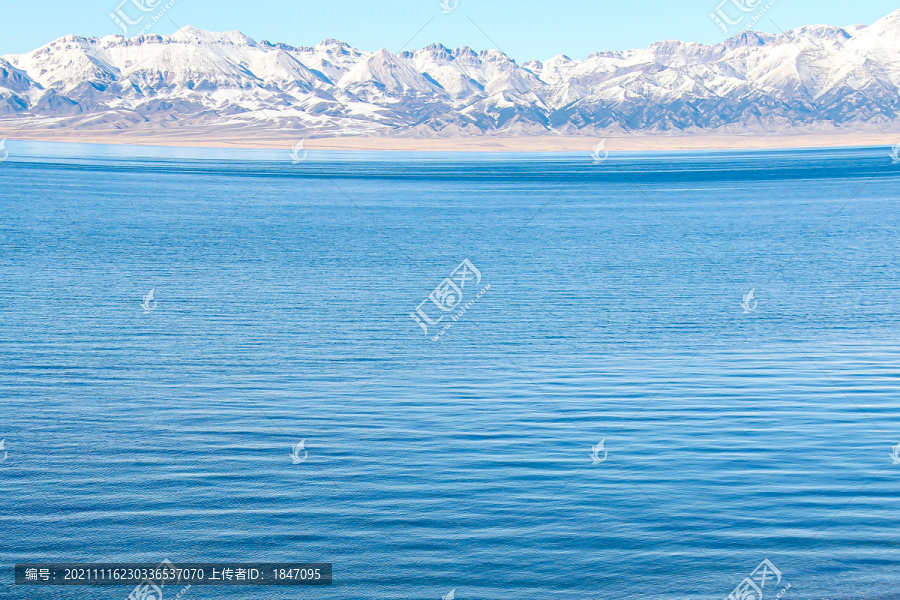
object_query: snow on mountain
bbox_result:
[2,8,900,137]
[287,40,367,85]
[8,35,120,93]
[0,58,37,95]
[249,50,320,91]
[338,48,442,97]
[408,44,485,98]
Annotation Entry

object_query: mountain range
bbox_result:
[2,9,900,138]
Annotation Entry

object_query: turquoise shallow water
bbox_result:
[0,144,899,600]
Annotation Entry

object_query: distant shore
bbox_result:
[0,127,896,152]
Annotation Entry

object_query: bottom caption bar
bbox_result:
[15,563,332,585]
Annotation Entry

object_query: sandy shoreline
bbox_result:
[0,127,896,152]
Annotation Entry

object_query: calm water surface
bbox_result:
[0,144,898,600]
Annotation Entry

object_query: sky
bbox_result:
[1,0,897,61]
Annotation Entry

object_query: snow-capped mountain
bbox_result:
[2,11,900,137]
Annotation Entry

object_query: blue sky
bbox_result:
[2,0,897,60]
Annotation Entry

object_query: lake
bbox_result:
[0,142,898,600]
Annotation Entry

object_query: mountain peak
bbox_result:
[174,26,256,46]
[317,38,350,49]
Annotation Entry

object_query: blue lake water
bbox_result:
[0,143,898,600]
